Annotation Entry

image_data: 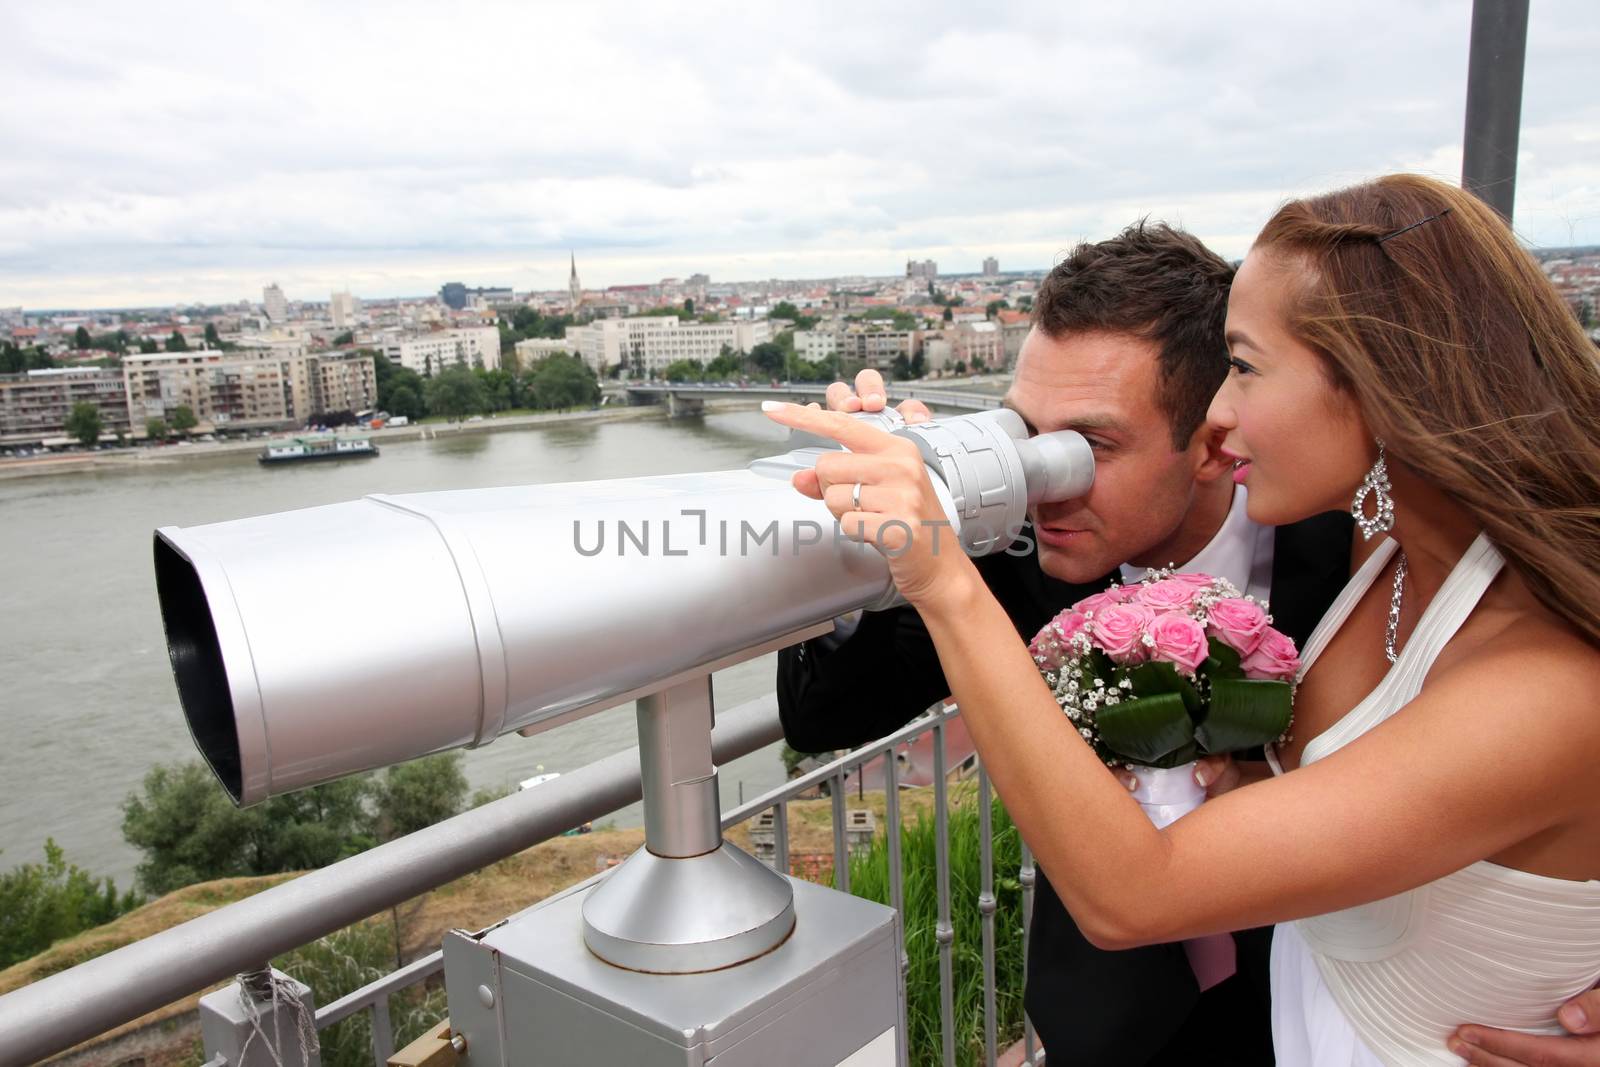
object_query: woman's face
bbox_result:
[1207,249,1374,526]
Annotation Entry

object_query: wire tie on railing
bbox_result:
[236,969,317,1067]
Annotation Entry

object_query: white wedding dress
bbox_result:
[1265,533,1600,1066]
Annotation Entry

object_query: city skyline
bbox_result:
[4,1,1598,309]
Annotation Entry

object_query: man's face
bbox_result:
[1004,327,1214,583]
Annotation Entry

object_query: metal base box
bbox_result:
[443,876,902,1066]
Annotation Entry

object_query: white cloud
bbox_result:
[0,0,1596,307]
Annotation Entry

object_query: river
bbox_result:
[0,409,800,887]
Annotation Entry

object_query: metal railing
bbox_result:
[0,694,1041,1067]
[614,381,1005,412]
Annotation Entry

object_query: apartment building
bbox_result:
[0,367,131,445]
[948,320,1003,369]
[307,350,379,415]
[560,317,771,377]
[121,343,375,430]
[381,327,501,375]
[123,350,299,430]
[837,325,919,374]
[795,329,838,363]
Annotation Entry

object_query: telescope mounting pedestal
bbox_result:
[580,673,796,973]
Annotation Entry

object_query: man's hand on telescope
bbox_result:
[761,400,980,614]
[815,370,933,424]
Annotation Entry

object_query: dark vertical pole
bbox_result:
[1461,0,1530,223]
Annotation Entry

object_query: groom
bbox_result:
[777,222,1348,1065]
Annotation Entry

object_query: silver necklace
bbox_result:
[1385,552,1408,664]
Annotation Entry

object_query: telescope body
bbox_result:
[155,409,1091,806]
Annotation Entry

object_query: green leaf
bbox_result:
[1126,662,1203,716]
[1196,679,1295,754]
[1094,693,1196,765]
[1203,636,1243,679]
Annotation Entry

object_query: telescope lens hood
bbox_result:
[154,533,244,803]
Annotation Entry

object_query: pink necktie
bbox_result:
[1184,933,1237,992]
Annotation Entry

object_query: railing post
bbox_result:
[199,967,320,1067]
[1020,841,1038,1063]
[933,721,956,1067]
[833,769,850,892]
[884,738,910,1067]
[978,765,998,1066]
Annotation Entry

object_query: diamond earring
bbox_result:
[1352,440,1396,541]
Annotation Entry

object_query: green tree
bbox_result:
[953,360,967,375]
[369,753,468,842]
[910,351,927,378]
[526,353,600,410]
[683,297,695,315]
[890,353,911,380]
[92,331,128,354]
[942,306,954,323]
[169,404,198,436]
[770,301,800,321]
[748,341,786,377]
[332,330,353,347]
[65,402,102,447]
[165,331,188,352]
[73,325,92,350]
[145,417,170,441]
[662,359,705,382]
[706,344,745,379]
[121,762,376,896]
[139,338,159,354]
[386,382,424,420]
[1017,295,1033,311]
[479,367,516,411]
[986,299,1008,319]
[424,364,488,421]
[971,354,987,372]
[373,352,427,419]
[205,322,222,347]
[0,840,142,968]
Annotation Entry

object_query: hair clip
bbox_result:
[1378,208,1453,244]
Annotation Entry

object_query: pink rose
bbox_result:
[1239,627,1301,680]
[1148,612,1209,674]
[1206,597,1269,655]
[1137,578,1202,613]
[1089,604,1155,665]
[1170,573,1219,595]
[1074,586,1135,618]
[1029,609,1088,671]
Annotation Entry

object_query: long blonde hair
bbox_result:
[1256,174,1600,645]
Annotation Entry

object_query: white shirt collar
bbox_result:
[1120,485,1275,602]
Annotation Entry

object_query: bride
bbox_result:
[761,173,1600,1066]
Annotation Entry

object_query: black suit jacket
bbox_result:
[776,512,1354,1066]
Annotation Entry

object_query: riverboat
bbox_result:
[258,434,379,465]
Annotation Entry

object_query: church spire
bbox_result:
[568,251,582,313]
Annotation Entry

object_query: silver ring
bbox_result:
[851,482,863,511]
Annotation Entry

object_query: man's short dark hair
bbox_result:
[1032,220,1234,448]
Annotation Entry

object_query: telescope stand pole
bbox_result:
[581,673,796,973]
[636,676,723,858]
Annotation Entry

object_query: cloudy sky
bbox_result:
[2,1,1596,309]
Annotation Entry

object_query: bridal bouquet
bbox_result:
[1029,572,1300,823]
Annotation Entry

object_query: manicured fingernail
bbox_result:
[1447,1037,1471,1057]
[1120,775,1137,792]
[1560,1000,1588,1031]
[866,393,884,404]
[1193,765,1212,787]
[760,401,785,412]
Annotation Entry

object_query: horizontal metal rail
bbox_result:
[0,696,787,1065]
[614,382,1003,411]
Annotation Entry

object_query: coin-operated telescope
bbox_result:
[154,407,1091,1066]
